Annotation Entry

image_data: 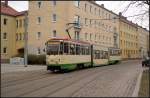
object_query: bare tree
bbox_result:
[121,1,149,28]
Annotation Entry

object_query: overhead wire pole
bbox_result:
[24,12,28,67]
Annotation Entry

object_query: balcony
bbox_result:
[73,21,81,29]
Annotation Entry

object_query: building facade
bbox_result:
[119,13,139,59]
[1,2,27,62]
[138,26,149,58]
[1,1,149,62]
[28,1,120,55]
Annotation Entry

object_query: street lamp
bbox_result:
[24,12,28,67]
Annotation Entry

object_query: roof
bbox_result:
[1,2,18,16]
[48,37,91,45]
[1,2,27,16]
[89,1,118,17]
[15,10,28,16]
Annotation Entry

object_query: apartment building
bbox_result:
[119,13,139,59]
[1,1,149,62]
[28,1,119,55]
[138,26,149,58]
[1,2,27,62]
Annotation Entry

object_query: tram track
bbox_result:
[21,65,117,97]
[1,60,140,97]
[1,70,46,82]
[2,65,112,97]
[46,64,124,97]
[1,70,53,88]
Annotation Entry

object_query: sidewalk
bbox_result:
[132,66,149,97]
[1,64,46,73]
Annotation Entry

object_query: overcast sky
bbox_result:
[5,1,149,30]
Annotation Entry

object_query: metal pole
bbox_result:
[24,12,28,67]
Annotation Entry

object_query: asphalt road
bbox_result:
[1,60,142,97]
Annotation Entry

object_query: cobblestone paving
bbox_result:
[1,60,142,97]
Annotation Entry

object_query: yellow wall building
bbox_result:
[1,2,27,62]
[119,13,139,59]
[138,26,149,58]
[28,1,120,55]
[1,1,149,62]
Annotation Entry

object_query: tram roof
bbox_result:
[48,38,91,45]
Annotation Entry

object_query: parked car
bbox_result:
[142,57,150,67]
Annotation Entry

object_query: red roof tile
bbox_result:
[1,2,18,16]
[1,2,27,17]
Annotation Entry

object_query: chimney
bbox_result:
[101,4,104,8]
[119,12,122,16]
[5,0,8,6]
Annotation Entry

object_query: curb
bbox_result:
[132,68,143,97]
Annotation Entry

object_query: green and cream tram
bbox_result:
[45,38,109,72]
[46,38,91,71]
[108,47,121,64]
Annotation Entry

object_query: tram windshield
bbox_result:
[46,41,60,55]
[46,40,91,55]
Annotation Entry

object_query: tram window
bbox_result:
[97,50,100,59]
[64,43,69,54]
[83,46,86,55]
[81,46,83,55]
[103,51,108,59]
[76,44,80,55]
[59,42,63,55]
[81,46,86,55]
[95,50,100,59]
[100,50,103,59]
[46,44,59,55]
[70,44,75,55]
[85,46,90,55]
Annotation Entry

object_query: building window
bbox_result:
[53,30,56,37]
[90,34,92,40]
[52,1,56,6]
[74,15,80,26]
[99,9,101,16]
[85,3,87,12]
[74,1,80,7]
[16,20,18,28]
[3,47,7,54]
[85,18,87,25]
[22,33,25,40]
[102,11,104,17]
[109,14,111,19]
[85,33,88,40]
[23,19,26,27]
[19,33,22,40]
[4,18,7,25]
[90,5,92,13]
[37,48,41,55]
[3,32,7,39]
[37,17,41,24]
[74,31,80,40]
[113,16,116,23]
[19,20,22,27]
[90,19,92,27]
[38,1,41,8]
[37,32,41,39]
[52,14,56,22]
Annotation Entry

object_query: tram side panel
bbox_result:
[46,55,91,70]
[92,45,109,66]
